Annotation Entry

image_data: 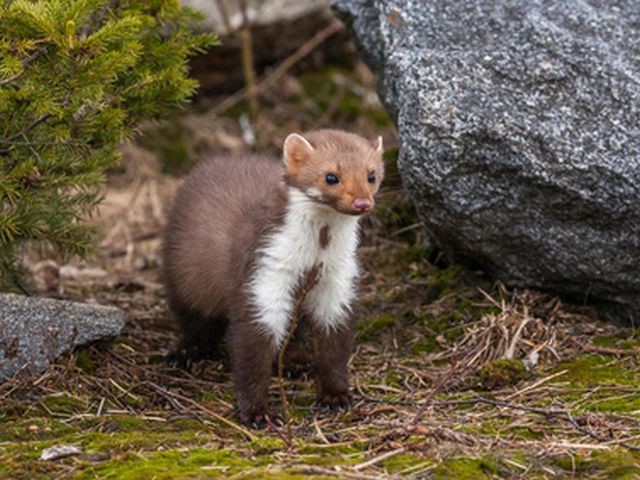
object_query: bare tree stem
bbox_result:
[277,266,320,443]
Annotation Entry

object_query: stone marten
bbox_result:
[163,129,384,427]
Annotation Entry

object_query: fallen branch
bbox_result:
[211,20,344,116]
[566,411,640,452]
[352,447,406,471]
[277,265,321,441]
[412,341,485,425]
[504,369,568,400]
[460,396,640,452]
[145,381,257,441]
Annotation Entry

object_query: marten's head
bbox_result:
[283,129,384,216]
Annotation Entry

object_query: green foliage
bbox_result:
[0,0,215,288]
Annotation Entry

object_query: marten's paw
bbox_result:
[280,343,313,379]
[282,361,313,379]
[318,392,352,411]
[166,348,193,370]
[241,412,283,430]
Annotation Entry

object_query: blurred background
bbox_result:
[42,0,413,294]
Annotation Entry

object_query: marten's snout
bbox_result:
[352,198,372,212]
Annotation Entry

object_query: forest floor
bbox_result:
[1,61,640,479]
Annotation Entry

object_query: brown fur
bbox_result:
[284,129,384,215]
[163,130,383,427]
[313,323,354,409]
[164,155,287,425]
[319,225,331,249]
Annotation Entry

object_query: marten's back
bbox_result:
[163,155,287,318]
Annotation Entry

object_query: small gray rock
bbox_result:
[40,445,83,461]
[333,0,640,320]
[0,293,125,382]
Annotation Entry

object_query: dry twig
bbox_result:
[211,21,344,116]
[277,266,321,441]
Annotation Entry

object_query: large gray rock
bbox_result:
[0,294,125,381]
[333,0,640,320]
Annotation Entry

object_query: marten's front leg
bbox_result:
[227,319,276,428]
[313,323,354,410]
[304,261,358,410]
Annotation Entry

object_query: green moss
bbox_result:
[297,442,366,457]
[410,337,440,354]
[0,418,77,442]
[293,452,364,468]
[593,334,623,348]
[357,314,396,341]
[510,426,545,441]
[433,457,501,480]
[552,449,640,479]
[593,333,639,350]
[424,265,464,300]
[105,415,192,433]
[41,395,88,415]
[199,387,235,405]
[249,437,287,455]
[76,448,263,480]
[6,415,209,449]
[554,355,638,387]
[395,243,428,265]
[575,388,640,413]
[365,241,424,279]
[478,359,530,390]
[380,453,425,473]
[75,349,96,374]
[551,355,640,413]
[297,67,390,127]
[384,372,404,388]
[409,311,469,354]
[459,417,545,442]
[340,91,389,127]
[242,473,332,480]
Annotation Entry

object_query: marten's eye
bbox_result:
[325,173,340,185]
[367,172,376,183]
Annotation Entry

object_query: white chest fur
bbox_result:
[248,188,360,348]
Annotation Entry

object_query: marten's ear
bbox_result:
[283,133,314,170]
[371,135,383,153]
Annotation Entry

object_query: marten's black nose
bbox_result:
[353,198,372,212]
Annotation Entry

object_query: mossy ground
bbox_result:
[4,61,640,479]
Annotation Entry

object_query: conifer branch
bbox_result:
[1,114,52,144]
[0,50,42,86]
[0,0,216,289]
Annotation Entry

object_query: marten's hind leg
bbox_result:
[228,319,277,428]
[168,300,228,366]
